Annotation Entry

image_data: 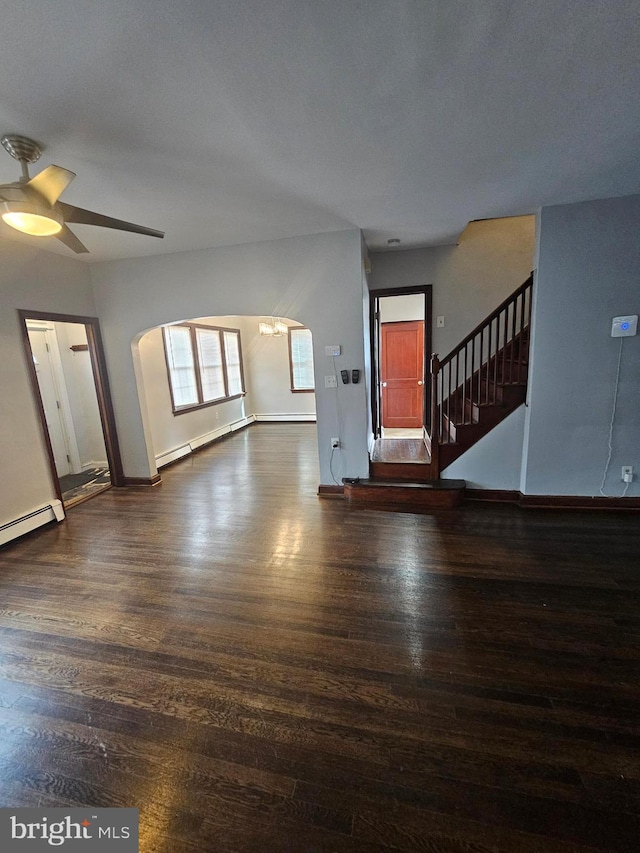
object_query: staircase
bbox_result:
[429,273,533,474]
[344,274,533,512]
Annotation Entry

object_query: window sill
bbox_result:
[172,392,246,416]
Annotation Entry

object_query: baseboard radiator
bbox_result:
[155,415,257,468]
[254,413,316,422]
[0,500,65,547]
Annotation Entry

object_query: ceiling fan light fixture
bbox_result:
[1,200,63,236]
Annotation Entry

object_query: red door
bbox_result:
[381,321,424,428]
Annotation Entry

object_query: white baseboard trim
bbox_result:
[155,445,192,468]
[156,415,256,467]
[0,500,65,547]
[254,414,316,422]
[190,415,256,450]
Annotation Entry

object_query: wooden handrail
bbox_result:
[428,274,534,477]
[439,273,533,368]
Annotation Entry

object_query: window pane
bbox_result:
[223,331,243,396]
[290,328,315,390]
[164,326,198,407]
[196,328,225,401]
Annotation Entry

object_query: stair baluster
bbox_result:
[428,274,533,475]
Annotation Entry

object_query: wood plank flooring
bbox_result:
[371,437,431,464]
[1,423,639,852]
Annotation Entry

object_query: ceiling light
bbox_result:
[387,238,401,246]
[1,200,63,236]
[259,318,288,337]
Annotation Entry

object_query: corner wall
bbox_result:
[521,195,640,497]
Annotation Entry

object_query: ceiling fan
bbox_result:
[0,134,164,253]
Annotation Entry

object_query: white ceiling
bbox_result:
[0,0,639,262]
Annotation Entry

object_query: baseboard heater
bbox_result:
[156,415,256,468]
[0,500,65,547]
[254,414,316,422]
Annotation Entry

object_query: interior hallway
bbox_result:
[0,423,638,851]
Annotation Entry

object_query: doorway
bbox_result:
[19,310,124,508]
[370,285,432,449]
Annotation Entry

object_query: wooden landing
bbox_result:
[344,477,465,511]
[370,437,436,481]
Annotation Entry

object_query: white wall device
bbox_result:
[325,345,341,357]
[611,315,638,337]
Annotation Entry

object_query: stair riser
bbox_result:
[370,461,437,481]
[344,483,465,511]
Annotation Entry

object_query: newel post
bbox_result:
[430,353,440,478]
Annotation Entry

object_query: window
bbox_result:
[288,326,315,392]
[163,323,245,413]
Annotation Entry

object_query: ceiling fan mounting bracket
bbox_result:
[1,134,43,165]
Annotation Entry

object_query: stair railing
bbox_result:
[429,274,533,472]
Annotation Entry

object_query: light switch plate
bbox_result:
[436,316,445,328]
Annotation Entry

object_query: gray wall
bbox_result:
[442,408,526,490]
[522,195,640,497]
[89,229,368,484]
[369,217,535,355]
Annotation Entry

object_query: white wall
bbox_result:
[89,230,367,485]
[54,322,108,467]
[379,294,424,323]
[522,195,640,497]
[0,239,95,527]
[369,216,535,355]
[241,317,316,419]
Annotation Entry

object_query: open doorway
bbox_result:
[19,310,124,508]
[134,314,317,476]
[369,285,432,455]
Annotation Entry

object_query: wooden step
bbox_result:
[343,477,465,512]
[370,460,437,481]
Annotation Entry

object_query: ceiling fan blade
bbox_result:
[28,165,76,205]
[56,224,89,254]
[59,202,165,238]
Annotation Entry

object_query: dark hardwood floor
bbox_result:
[1,423,639,852]
[371,437,431,464]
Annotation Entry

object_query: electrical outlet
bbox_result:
[331,437,340,449]
[324,375,337,388]
[622,466,633,483]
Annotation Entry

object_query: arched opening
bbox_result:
[133,314,317,476]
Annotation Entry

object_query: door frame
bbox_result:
[18,309,125,503]
[369,285,432,440]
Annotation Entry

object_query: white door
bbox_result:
[28,328,72,478]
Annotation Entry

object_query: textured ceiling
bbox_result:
[0,0,639,262]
